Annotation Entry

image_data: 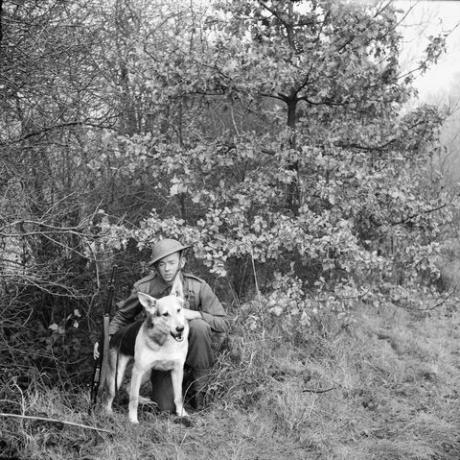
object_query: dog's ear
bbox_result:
[170,275,185,301]
[175,296,184,308]
[137,292,158,315]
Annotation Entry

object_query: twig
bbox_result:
[302,386,337,394]
[0,413,114,434]
[12,383,25,415]
[1,120,114,146]
[229,103,240,136]
[249,246,261,302]
[415,288,457,312]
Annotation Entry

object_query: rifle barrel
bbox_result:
[89,265,118,412]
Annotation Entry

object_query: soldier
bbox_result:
[108,238,229,411]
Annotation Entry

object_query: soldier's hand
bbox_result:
[151,318,170,345]
[183,308,202,321]
[93,342,100,360]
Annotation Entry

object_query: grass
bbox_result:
[1,298,459,460]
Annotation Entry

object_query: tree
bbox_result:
[105,0,453,305]
[0,0,115,381]
[0,0,455,384]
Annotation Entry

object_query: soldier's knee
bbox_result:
[189,318,211,338]
[188,319,227,355]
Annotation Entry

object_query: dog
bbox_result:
[102,281,189,423]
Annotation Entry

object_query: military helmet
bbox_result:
[148,238,191,266]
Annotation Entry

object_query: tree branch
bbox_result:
[302,386,337,394]
[0,0,3,46]
[391,203,447,226]
[333,119,431,152]
[0,413,113,434]
[259,92,288,102]
[1,120,116,146]
[258,0,297,52]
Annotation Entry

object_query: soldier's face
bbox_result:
[156,252,184,284]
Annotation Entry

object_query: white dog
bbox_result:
[102,284,189,423]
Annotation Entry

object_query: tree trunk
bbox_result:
[286,96,299,215]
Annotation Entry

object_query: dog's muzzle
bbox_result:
[171,327,185,342]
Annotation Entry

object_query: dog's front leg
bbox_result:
[171,365,188,417]
[102,350,119,414]
[128,364,145,424]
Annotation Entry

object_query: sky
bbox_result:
[396,0,460,99]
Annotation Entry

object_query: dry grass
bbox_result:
[1,299,459,460]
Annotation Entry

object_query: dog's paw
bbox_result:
[176,408,188,417]
[174,416,193,427]
[129,418,139,424]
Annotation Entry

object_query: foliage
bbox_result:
[0,0,458,388]
[85,1,456,305]
[1,3,459,458]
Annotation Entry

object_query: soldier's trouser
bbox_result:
[150,318,219,412]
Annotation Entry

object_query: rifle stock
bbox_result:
[89,265,118,412]
[98,313,111,395]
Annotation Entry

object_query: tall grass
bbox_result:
[1,298,459,459]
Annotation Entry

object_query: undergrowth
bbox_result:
[1,298,459,460]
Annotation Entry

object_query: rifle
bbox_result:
[89,265,118,413]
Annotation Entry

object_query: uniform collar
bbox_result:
[154,270,186,294]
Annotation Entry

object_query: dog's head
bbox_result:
[137,292,188,343]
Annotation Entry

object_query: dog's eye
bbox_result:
[162,312,169,317]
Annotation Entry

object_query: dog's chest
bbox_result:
[135,340,187,371]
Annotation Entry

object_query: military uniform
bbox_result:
[109,270,229,411]
[109,271,228,339]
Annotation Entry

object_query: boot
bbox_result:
[190,368,208,411]
[192,390,205,411]
[150,370,175,413]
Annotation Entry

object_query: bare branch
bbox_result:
[302,386,337,394]
[0,413,113,434]
[0,120,117,147]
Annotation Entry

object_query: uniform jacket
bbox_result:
[108,271,229,336]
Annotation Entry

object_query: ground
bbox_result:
[0,299,459,460]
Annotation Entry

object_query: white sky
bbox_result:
[396,0,460,98]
